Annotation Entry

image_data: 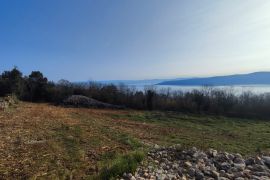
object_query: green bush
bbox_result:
[99,151,145,180]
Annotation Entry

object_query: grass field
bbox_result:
[0,102,270,179]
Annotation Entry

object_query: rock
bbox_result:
[210,170,219,179]
[234,153,243,159]
[255,156,264,165]
[195,170,204,180]
[252,164,267,172]
[148,166,154,171]
[143,172,148,178]
[121,146,270,180]
[233,171,244,178]
[234,157,245,164]
[177,168,183,176]
[172,163,179,170]
[63,95,124,109]
[262,156,270,167]
[188,168,195,177]
[261,176,270,180]
[245,158,255,166]
[253,171,269,177]
[234,163,245,171]
[235,178,245,180]
[167,174,177,179]
[219,177,230,180]
[127,173,133,179]
[219,162,231,171]
[184,161,192,168]
[25,140,47,145]
[251,175,262,180]
[219,170,226,176]
[208,149,218,157]
[227,153,234,161]
[243,169,251,177]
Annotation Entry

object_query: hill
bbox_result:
[158,72,270,86]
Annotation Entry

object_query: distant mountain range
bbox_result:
[99,79,168,86]
[98,78,186,86]
[158,72,270,86]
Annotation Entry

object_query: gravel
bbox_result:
[121,145,270,180]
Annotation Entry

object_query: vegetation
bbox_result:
[2,67,270,119]
[1,67,270,178]
[1,102,270,179]
[98,151,145,180]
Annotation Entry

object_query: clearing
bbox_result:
[0,102,270,179]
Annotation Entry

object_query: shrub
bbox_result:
[99,151,145,180]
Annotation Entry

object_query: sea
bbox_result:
[103,82,270,94]
[144,85,270,94]
[96,78,270,94]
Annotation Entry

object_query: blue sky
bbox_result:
[1,0,270,81]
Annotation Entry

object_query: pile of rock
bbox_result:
[122,145,270,180]
[63,95,124,109]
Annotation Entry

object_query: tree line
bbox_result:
[1,67,270,119]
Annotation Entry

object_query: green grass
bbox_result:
[98,151,145,180]
[64,112,146,179]
[99,124,143,150]
[55,124,83,161]
[111,111,270,155]
[49,109,270,179]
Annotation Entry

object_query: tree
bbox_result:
[26,71,48,101]
[0,67,23,96]
[145,89,155,110]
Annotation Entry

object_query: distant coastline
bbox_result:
[158,72,270,86]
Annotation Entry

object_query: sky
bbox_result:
[1,0,270,81]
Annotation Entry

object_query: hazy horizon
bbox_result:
[1,0,270,81]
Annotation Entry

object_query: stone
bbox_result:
[121,147,270,180]
[245,158,255,166]
[208,149,218,157]
[172,163,179,170]
[220,162,231,171]
[143,172,148,178]
[242,169,251,177]
[235,178,245,180]
[219,178,230,180]
[188,168,195,177]
[210,170,219,179]
[127,173,133,178]
[167,174,177,179]
[252,164,267,172]
[227,153,234,161]
[262,156,270,167]
[255,156,264,165]
[251,175,262,180]
[233,163,245,171]
[253,172,269,177]
[195,170,204,180]
[184,161,192,168]
[233,172,244,178]
[234,157,245,164]
[234,153,243,159]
